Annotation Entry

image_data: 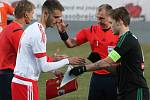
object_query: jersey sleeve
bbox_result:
[108,34,132,62]
[76,28,89,45]
[6,3,14,15]
[36,57,69,72]
[32,32,47,58]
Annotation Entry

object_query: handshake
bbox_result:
[69,65,87,76]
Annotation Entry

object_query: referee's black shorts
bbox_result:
[88,73,117,100]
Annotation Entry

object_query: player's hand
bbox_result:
[69,65,87,76]
[53,49,68,61]
[53,70,64,78]
[56,19,68,33]
[68,57,85,65]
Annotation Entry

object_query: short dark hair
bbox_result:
[98,4,112,14]
[42,0,64,13]
[109,7,130,26]
[14,0,35,18]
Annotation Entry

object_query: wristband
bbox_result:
[59,31,69,41]
[82,65,87,72]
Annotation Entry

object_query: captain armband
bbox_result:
[108,50,121,62]
[59,31,69,41]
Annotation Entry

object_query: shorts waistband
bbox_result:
[93,72,116,77]
[0,69,13,74]
[14,75,37,83]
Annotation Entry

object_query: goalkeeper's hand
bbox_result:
[69,65,87,76]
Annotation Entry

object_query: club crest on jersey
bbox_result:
[38,24,46,43]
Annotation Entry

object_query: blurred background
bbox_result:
[6,0,150,43]
[5,0,150,99]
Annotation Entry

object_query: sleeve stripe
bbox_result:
[108,50,121,62]
[34,52,46,58]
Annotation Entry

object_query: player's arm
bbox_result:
[35,54,69,72]
[69,50,121,76]
[85,35,132,71]
[47,49,69,62]
[47,55,64,76]
[69,35,131,76]
[35,54,85,72]
[85,50,121,71]
[63,37,78,48]
[33,35,84,72]
[47,55,62,76]
[5,2,14,15]
[56,19,89,48]
[56,20,78,48]
[47,56,54,62]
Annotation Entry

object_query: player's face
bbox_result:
[46,10,62,28]
[25,10,34,24]
[109,17,120,35]
[96,9,109,26]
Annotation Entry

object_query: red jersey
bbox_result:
[76,25,119,74]
[0,22,23,70]
[0,2,14,32]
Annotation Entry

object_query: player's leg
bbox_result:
[142,88,149,100]
[103,74,117,100]
[11,82,28,100]
[0,70,14,100]
[11,75,39,100]
[118,88,149,100]
[88,73,104,100]
[136,88,149,100]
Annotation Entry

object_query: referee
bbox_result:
[70,7,149,100]
[57,4,119,100]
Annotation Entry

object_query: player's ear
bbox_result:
[43,10,50,21]
[120,20,124,25]
[116,20,121,26]
[24,12,28,18]
[117,19,124,26]
[44,10,49,17]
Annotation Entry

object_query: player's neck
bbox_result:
[119,26,129,36]
[14,19,26,28]
[38,17,46,29]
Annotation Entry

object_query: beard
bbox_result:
[97,20,109,28]
[45,15,54,28]
[98,21,105,26]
